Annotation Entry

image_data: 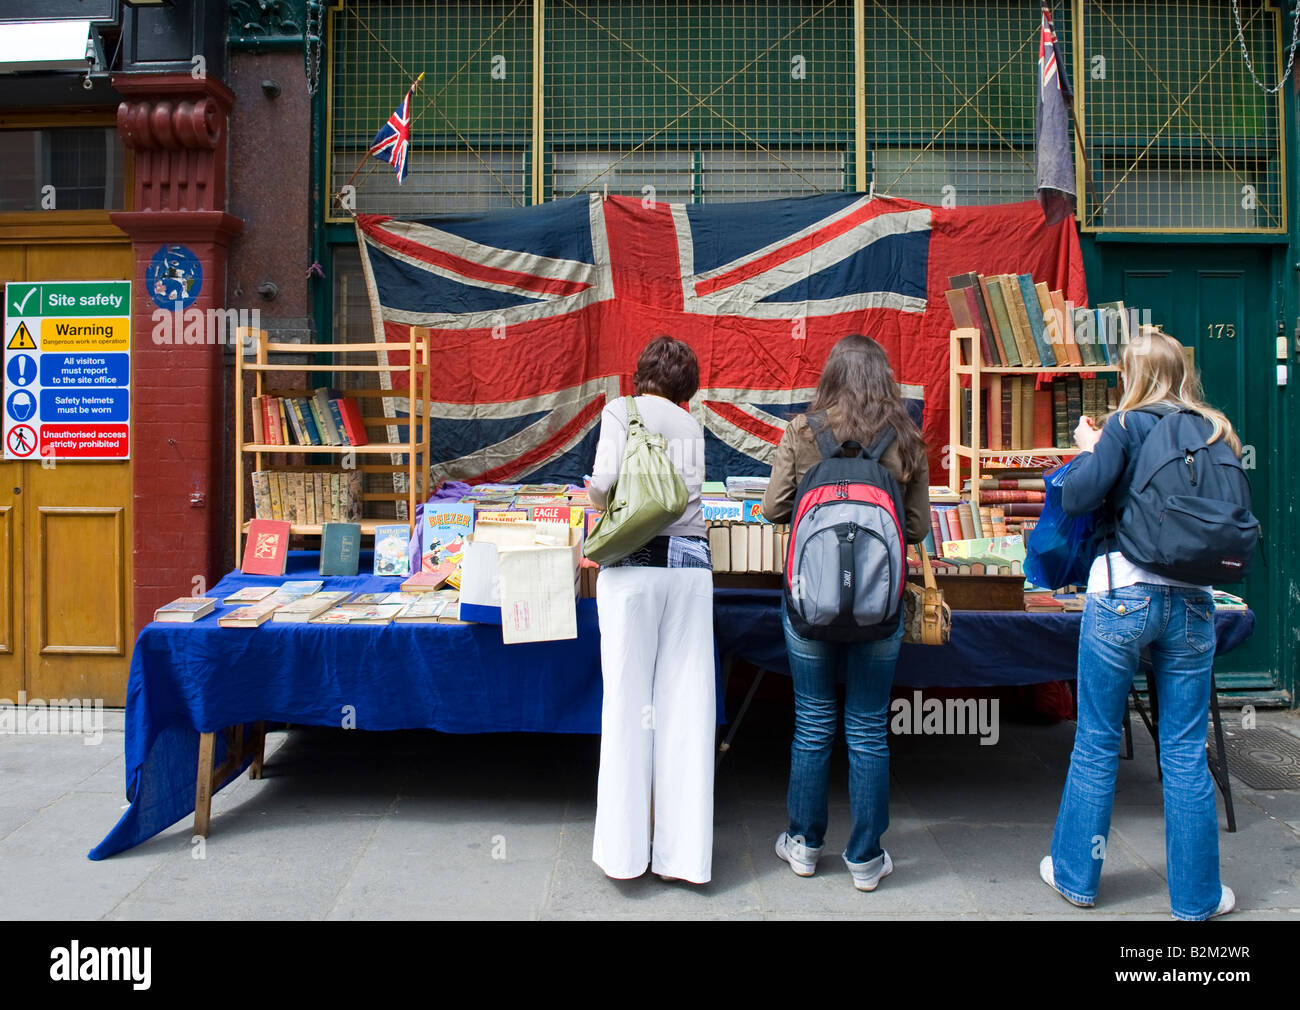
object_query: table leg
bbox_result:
[717,664,766,769]
[249,721,267,780]
[194,731,215,838]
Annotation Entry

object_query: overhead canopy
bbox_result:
[0,19,92,74]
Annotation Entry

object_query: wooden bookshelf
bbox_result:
[234,327,433,561]
[948,326,1113,517]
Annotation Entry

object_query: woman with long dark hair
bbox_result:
[1043,326,1239,919]
[761,334,929,891]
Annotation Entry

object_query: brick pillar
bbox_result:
[110,73,243,634]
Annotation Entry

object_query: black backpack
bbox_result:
[1112,405,1259,585]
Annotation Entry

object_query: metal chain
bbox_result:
[305,0,323,96]
[1233,0,1300,95]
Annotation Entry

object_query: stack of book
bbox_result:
[946,272,1134,368]
[249,388,370,446]
[706,521,791,574]
[250,470,363,524]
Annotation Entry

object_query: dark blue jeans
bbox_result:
[782,604,902,865]
[1050,583,1221,919]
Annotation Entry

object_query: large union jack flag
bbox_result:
[356,193,1087,485]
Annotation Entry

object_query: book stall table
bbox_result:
[90,560,1255,859]
[88,552,621,859]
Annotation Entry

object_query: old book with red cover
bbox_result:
[241,519,292,575]
[336,397,371,446]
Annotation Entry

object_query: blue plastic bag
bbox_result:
[1024,460,1096,590]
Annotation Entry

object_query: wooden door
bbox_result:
[0,241,133,705]
[1095,245,1279,690]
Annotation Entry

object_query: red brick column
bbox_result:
[110,73,244,634]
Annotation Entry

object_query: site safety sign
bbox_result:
[4,281,131,461]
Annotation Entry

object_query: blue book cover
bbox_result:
[296,398,322,445]
[421,503,474,570]
[1017,274,1056,367]
[327,398,350,446]
[373,524,411,576]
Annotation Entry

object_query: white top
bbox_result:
[589,395,706,538]
[1086,551,1213,596]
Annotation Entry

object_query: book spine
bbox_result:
[307,395,333,445]
[1001,275,1039,367]
[295,398,322,446]
[1018,274,1056,366]
[250,397,264,444]
[982,275,1022,367]
[328,399,351,446]
[929,507,944,557]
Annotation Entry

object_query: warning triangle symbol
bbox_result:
[7,322,36,350]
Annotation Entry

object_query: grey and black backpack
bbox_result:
[783,412,907,641]
[1111,405,1259,585]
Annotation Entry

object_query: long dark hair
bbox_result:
[808,334,927,482]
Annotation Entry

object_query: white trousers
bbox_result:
[592,565,716,883]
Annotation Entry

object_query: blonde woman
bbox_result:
[1042,327,1242,920]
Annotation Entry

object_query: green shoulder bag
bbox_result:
[583,397,689,566]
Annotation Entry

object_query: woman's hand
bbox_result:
[1073,414,1102,452]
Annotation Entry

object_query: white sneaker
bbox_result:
[1209,885,1236,918]
[845,849,893,892]
[775,832,819,877]
[1039,855,1093,908]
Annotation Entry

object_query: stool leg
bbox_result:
[1121,698,1134,760]
[194,731,215,838]
[1207,677,1236,833]
[1149,677,1162,782]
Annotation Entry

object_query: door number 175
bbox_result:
[1207,323,1236,339]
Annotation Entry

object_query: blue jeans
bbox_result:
[1050,584,1221,920]
[782,605,902,865]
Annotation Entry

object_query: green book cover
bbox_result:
[982,276,1022,367]
[1017,274,1056,367]
[320,522,362,576]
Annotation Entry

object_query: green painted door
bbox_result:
[1092,244,1280,691]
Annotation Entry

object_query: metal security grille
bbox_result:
[543,1,854,203]
[328,0,533,216]
[863,0,1070,207]
[1078,1,1287,232]
[325,2,1288,225]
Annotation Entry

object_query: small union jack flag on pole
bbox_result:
[369,73,423,184]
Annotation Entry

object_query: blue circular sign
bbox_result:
[147,244,203,310]
[6,388,36,422]
[7,353,36,387]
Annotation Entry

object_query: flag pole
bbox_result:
[336,72,425,207]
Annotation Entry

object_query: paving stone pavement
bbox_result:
[2,698,1298,921]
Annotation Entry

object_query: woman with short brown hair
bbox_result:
[588,335,714,884]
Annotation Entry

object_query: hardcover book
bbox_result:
[373,523,412,576]
[981,274,1021,367]
[320,522,362,576]
[154,597,217,623]
[221,586,277,605]
[421,503,475,570]
[218,601,279,628]
[241,520,292,576]
[1018,274,1056,366]
[272,592,352,623]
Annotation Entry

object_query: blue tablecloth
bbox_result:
[90,558,1255,860]
[717,587,1253,691]
[714,588,1255,688]
[90,552,615,860]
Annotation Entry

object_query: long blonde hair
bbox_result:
[1112,326,1241,455]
